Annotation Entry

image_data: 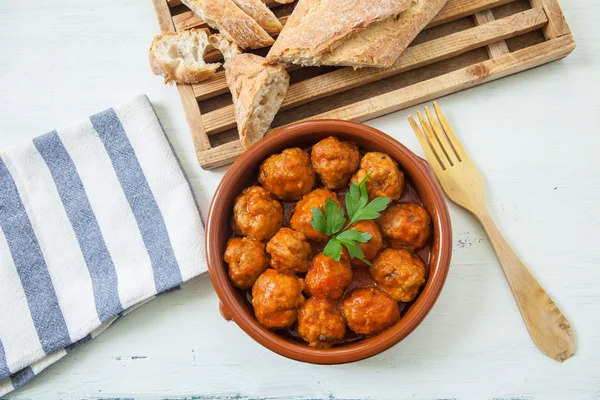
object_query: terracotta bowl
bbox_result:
[206,120,452,364]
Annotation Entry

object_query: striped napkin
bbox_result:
[0,95,206,395]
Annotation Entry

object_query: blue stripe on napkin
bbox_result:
[11,367,34,389]
[90,109,182,292]
[0,157,71,354]
[34,131,124,323]
[0,340,9,378]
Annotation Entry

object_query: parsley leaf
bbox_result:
[311,199,346,236]
[337,229,372,243]
[310,206,327,234]
[324,199,346,235]
[349,196,390,225]
[323,237,344,261]
[310,172,391,264]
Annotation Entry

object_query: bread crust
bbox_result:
[225,54,290,148]
[268,0,448,68]
[231,0,283,34]
[181,0,274,50]
[149,29,220,84]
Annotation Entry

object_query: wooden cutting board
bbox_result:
[152,0,574,170]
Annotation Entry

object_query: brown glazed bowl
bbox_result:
[206,120,452,364]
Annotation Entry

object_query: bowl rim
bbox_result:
[206,119,452,364]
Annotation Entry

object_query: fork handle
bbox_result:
[477,210,575,362]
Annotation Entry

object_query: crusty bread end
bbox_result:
[149,29,220,84]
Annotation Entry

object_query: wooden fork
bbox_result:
[409,102,575,362]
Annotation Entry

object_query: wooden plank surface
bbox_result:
[200,34,575,169]
[201,8,548,136]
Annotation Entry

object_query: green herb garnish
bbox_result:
[310,174,390,265]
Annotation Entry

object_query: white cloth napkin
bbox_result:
[0,95,206,395]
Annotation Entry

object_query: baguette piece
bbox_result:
[211,35,290,149]
[180,0,274,50]
[319,0,449,68]
[268,0,414,65]
[149,29,220,84]
[268,0,448,68]
[231,0,283,34]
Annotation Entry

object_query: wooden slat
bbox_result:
[474,10,511,58]
[153,0,177,33]
[201,8,547,135]
[431,0,515,27]
[200,34,575,169]
[528,0,570,38]
[173,0,515,32]
[152,0,211,152]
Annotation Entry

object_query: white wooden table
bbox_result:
[1,1,599,399]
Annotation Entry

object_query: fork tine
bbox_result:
[425,106,459,166]
[417,111,450,169]
[433,102,469,161]
[408,116,445,172]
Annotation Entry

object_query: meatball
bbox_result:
[347,220,383,266]
[290,189,342,241]
[266,228,312,273]
[232,186,283,241]
[304,252,352,299]
[351,152,405,201]
[311,137,361,190]
[224,238,268,289]
[252,269,305,329]
[378,202,432,249]
[258,148,316,201]
[343,287,400,336]
[297,298,346,348]
[370,248,426,303]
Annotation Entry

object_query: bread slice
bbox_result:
[149,29,220,84]
[210,35,289,149]
[268,0,448,68]
[180,0,274,50]
[231,0,283,34]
